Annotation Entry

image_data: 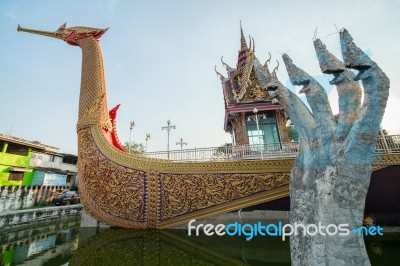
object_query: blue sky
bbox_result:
[1,0,399,154]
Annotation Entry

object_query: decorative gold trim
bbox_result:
[158,185,290,229]
[276,110,291,142]
[146,169,159,229]
[372,153,400,171]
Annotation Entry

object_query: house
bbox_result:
[0,133,77,187]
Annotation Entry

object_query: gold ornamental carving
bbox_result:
[159,172,290,221]
[276,110,291,142]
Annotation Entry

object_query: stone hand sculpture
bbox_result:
[259,29,389,266]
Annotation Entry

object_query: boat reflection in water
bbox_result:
[71,229,290,265]
[1,221,400,265]
[70,228,400,266]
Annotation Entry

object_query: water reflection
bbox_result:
[366,235,400,265]
[0,219,80,265]
[70,229,400,266]
[1,222,400,265]
[71,229,290,265]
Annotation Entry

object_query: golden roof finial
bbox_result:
[273,60,279,72]
[221,56,234,71]
[239,20,248,50]
[265,52,272,66]
[272,60,279,78]
[214,65,226,81]
[249,34,252,50]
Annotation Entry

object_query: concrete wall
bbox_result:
[0,205,82,230]
[0,185,71,212]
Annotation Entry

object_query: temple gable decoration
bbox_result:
[216,24,290,146]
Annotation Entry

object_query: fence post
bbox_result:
[380,129,390,153]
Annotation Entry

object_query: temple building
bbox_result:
[215,26,290,149]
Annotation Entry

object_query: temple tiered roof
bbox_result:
[216,24,283,132]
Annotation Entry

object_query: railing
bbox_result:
[145,142,299,162]
[144,134,400,162]
[375,134,400,153]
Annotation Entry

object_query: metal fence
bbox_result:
[143,135,400,162]
[376,134,400,153]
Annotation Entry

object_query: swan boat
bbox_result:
[17,24,397,229]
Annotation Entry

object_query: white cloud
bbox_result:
[99,0,118,14]
[328,87,339,115]
[114,62,124,69]
[2,11,15,20]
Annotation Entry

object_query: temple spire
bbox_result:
[240,21,248,51]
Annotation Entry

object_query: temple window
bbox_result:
[246,110,280,150]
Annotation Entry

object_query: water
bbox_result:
[0,219,80,266]
[1,220,399,265]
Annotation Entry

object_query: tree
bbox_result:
[259,30,389,265]
[286,120,299,141]
[213,143,232,158]
[123,141,145,155]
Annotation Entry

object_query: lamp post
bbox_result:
[145,133,151,152]
[161,120,176,160]
[128,121,135,154]
[247,108,266,159]
[176,137,188,161]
